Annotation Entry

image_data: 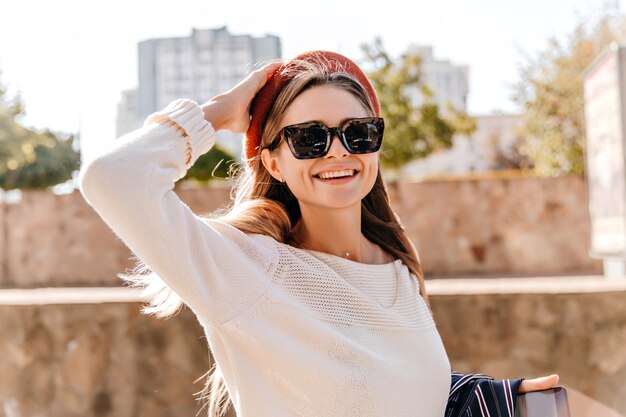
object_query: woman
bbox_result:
[79,50,559,417]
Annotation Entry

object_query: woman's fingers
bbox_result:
[204,61,284,133]
[256,61,283,89]
[518,374,560,394]
[231,61,283,132]
[240,61,282,95]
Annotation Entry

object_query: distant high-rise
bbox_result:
[116,26,281,160]
[405,45,469,114]
[115,89,139,138]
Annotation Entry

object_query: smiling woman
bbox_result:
[260,84,383,233]
[77,50,555,417]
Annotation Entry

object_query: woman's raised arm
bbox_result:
[78,63,282,324]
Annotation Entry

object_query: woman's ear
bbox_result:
[261,148,282,181]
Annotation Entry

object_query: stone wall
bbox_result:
[1,278,624,417]
[0,175,601,289]
[0,297,215,417]
[387,175,599,275]
[429,278,626,414]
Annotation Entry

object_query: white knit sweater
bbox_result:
[78,99,452,417]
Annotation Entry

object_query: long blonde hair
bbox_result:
[120,58,430,417]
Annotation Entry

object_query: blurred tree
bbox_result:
[491,133,533,170]
[0,70,80,190]
[358,37,476,172]
[0,67,236,190]
[179,142,239,185]
[512,12,626,176]
[0,128,80,190]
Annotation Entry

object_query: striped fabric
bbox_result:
[446,371,526,417]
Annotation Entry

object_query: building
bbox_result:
[116,26,282,160]
[400,113,529,178]
[115,89,140,138]
[405,45,469,114]
[390,46,531,178]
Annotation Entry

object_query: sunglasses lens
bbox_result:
[344,120,383,153]
[285,126,328,158]
[280,118,384,159]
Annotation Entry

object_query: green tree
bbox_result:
[358,37,476,173]
[179,143,239,184]
[0,70,80,190]
[512,12,626,176]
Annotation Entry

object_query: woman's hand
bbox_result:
[518,374,559,394]
[201,61,284,133]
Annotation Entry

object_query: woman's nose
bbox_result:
[325,132,349,158]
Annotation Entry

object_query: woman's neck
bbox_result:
[294,203,388,264]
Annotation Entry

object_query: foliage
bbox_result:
[512,12,626,176]
[179,143,239,184]
[358,37,476,172]
[0,72,80,190]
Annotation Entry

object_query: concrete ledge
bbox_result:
[0,287,145,305]
[1,276,625,305]
[427,275,626,295]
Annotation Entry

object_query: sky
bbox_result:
[1,0,622,162]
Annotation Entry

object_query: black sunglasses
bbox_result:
[269,117,385,159]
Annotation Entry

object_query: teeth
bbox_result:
[318,169,355,179]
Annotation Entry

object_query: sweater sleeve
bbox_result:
[78,99,277,324]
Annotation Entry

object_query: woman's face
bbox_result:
[261,84,379,210]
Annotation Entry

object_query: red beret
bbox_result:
[244,50,381,166]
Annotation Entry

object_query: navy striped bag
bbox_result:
[446,371,526,417]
